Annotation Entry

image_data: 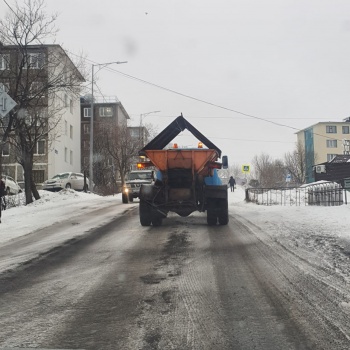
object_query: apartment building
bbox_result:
[127,126,149,170]
[80,96,130,182]
[296,118,350,183]
[0,44,84,184]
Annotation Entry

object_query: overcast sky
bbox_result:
[2,0,350,168]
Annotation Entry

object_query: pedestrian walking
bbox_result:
[0,178,5,223]
[228,176,236,192]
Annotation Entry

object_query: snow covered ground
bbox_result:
[0,189,124,244]
[232,186,350,285]
[1,186,350,281]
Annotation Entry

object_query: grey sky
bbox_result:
[2,0,350,167]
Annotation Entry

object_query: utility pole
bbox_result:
[139,110,160,147]
[89,61,127,191]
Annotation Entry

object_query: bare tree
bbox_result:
[284,141,319,185]
[97,122,141,187]
[0,0,84,204]
[252,153,286,188]
[284,141,306,185]
[90,123,116,193]
[143,122,158,144]
[218,163,241,183]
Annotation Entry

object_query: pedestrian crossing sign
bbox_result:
[242,165,250,173]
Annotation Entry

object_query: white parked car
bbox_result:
[42,172,91,192]
[1,175,22,195]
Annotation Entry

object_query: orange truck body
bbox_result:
[137,115,229,226]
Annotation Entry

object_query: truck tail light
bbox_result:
[208,162,222,169]
[137,161,153,169]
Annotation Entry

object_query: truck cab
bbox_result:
[122,170,154,203]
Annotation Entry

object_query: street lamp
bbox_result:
[139,110,161,127]
[139,110,160,146]
[89,61,127,191]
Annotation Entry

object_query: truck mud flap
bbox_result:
[204,185,228,199]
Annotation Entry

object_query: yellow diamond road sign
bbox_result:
[0,91,17,118]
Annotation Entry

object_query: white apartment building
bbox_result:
[0,44,84,184]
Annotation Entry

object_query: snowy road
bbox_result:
[1,201,349,349]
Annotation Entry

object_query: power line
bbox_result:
[128,113,338,121]
[63,51,349,144]
[99,67,350,145]
[176,134,294,144]
[2,1,348,147]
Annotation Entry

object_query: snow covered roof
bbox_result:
[329,155,350,163]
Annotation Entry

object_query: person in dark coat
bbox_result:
[0,179,5,223]
[228,176,236,192]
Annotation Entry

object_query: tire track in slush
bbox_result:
[136,215,237,349]
[175,222,236,349]
[206,224,303,350]
[136,219,197,350]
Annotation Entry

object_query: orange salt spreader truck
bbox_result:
[137,115,229,226]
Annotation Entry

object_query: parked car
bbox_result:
[42,172,91,192]
[1,175,22,195]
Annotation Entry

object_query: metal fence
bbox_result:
[246,182,348,206]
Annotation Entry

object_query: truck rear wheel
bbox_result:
[140,199,152,226]
[151,208,163,226]
[218,199,229,225]
[152,217,162,227]
[207,208,217,226]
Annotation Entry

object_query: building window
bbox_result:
[1,142,9,156]
[65,120,68,135]
[1,116,9,127]
[70,125,73,139]
[64,94,68,108]
[326,125,337,133]
[99,107,113,117]
[342,125,350,134]
[130,129,140,138]
[34,140,45,155]
[0,54,10,70]
[29,81,44,98]
[64,147,68,162]
[105,157,113,166]
[83,124,90,134]
[24,52,45,69]
[63,69,68,83]
[33,170,45,184]
[84,108,91,117]
[24,110,43,127]
[83,156,89,166]
[70,99,73,114]
[70,150,73,165]
[326,139,337,148]
[327,154,338,162]
[83,140,90,150]
[0,82,9,93]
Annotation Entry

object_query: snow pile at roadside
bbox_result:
[230,186,350,241]
[0,190,123,244]
[230,185,350,281]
